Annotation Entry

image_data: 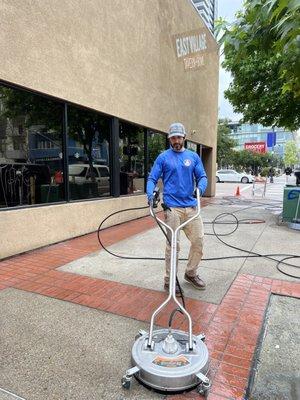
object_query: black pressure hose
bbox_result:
[96,205,186,316]
[97,200,300,330]
[97,203,300,280]
[210,212,300,279]
[97,205,150,260]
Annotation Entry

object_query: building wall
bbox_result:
[1,0,218,149]
[0,0,219,258]
[0,195,148,259]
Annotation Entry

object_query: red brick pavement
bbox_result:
[0,209,299,400]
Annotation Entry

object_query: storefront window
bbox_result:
[147,130,166,171]
[67,105,111,200]
[0,85,64,208]
[186,140,197,153]
[119,122,145,195]
[0,85,171,208]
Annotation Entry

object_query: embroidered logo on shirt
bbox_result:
[184,159,191,166]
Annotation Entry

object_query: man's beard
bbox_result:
[172,142,184,151]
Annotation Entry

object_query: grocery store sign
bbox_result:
[244,142,266,154]
[173,28,217,71]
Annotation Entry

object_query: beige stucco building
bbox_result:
[0,0,219,259]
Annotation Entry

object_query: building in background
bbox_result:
[0,0,219,258]
[191,0,217,32]
[228,122,295,158]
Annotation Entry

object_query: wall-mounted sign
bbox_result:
[244,142,266,153]
[173,28,217,71]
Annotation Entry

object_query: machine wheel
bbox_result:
[121,376,131,390]
[197,382,210,398]
[241,176,249,183]
[216,176,220,183]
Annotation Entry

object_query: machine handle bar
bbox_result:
[148,188,201,350]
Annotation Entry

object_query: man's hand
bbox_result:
[147,194,153,205]
[148,187,160,207]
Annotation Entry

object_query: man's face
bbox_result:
[169,135,185,151]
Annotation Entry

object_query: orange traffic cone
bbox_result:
[235,186,240,196]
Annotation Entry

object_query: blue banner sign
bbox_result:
[267,132,276,148]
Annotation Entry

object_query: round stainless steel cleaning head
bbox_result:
[131,328,209,392]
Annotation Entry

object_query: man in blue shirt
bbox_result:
[147,122,207,295]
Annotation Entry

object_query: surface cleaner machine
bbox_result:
[121,188,210,396]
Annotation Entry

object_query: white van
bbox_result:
[68,164,110,195]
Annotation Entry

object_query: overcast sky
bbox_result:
[217,0,244,121]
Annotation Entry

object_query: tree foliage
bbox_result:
[148,133,166,168]
[232,149,282,175]
[216,120,283,173]
[0,86,63,134]
[217,120,237,168]
[216,0,300,131]
[284,140,299,166]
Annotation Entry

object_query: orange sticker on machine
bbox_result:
[152,355,190,368]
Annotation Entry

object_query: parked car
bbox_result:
[68,164,110,195]
[216,169,254,183]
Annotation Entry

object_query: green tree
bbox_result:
[67,106,110,180]
[284,140,299,166]
[0,87,62,131]
[232,149,281,175]
[148,133,166,169]
[232,150,253,172]
[217,120,237,168]
[216,0,300,131]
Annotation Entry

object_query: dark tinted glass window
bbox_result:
[67,105,111,200]
[186,140,197,153]
[0,85,64,207]
[119,122,145,195]
[148,130,166,171]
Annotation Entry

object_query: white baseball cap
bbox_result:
[168,122,186,138]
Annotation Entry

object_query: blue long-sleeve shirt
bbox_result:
[147,148,207,207]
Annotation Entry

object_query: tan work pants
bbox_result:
[164,207,204,283]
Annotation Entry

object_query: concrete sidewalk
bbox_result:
[0,196,299,400]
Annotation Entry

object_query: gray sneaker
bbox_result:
[184,274,206,290]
